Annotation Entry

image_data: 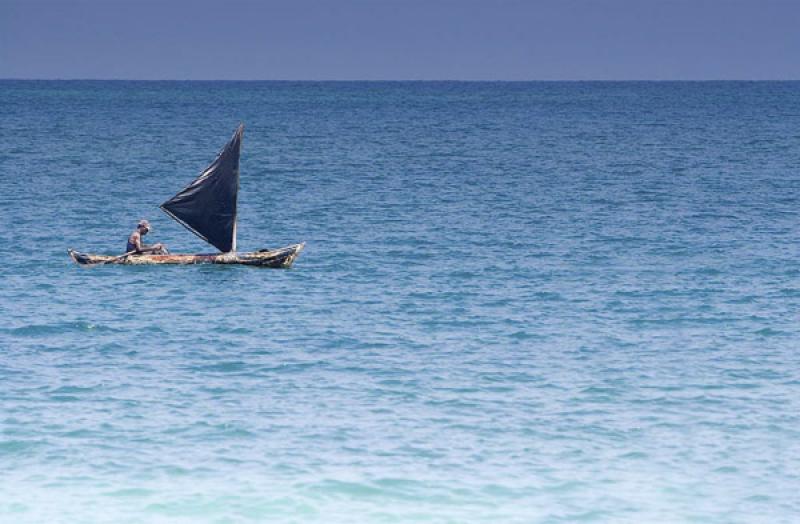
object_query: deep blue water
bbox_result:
[1,81,799,523]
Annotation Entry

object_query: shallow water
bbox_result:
[1,81,799,523]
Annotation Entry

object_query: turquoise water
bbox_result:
[1,81,799,523]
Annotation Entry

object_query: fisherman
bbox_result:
[127,220,168,254]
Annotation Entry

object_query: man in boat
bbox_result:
[127,220,168,255]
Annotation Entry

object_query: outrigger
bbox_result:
[68,124,304,267]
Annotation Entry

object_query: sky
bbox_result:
[1,0,799,80]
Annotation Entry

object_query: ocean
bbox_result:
[1,81,799,523]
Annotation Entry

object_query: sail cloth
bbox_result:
[161,124,243,253]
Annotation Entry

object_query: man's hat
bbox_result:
[138,219,151,230]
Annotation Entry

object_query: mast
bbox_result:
[232,221,237,253]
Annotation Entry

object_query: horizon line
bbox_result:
[2,78,800,83]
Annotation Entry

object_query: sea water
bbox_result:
[1,81,799,523]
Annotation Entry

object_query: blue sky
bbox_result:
[1,0,798,80]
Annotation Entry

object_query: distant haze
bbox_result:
[1,0,799,80]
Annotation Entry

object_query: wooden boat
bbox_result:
[68,243,304,267]
[69,124,305,268]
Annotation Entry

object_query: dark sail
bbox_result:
[161,124,243,253]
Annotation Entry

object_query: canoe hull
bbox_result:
[68,243,304,268]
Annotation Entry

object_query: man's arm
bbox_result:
[132,232,159,254]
